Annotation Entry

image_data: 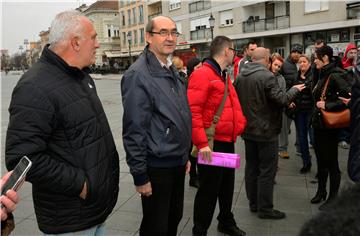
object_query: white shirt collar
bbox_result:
[158,55,173,69]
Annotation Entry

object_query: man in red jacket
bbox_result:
[188,36,247,236]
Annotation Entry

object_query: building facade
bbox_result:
[118,0,148,68]
[161,0,359,60]
[82,0,121,66]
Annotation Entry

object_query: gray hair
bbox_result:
[49,10,84,47]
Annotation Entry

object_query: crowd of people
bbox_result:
[1,12,360,236]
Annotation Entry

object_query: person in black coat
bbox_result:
[121,16,192,236]
[348,54,360,182]
[5,11,119,234]
[310,45,351,210]
[292,55,315,173]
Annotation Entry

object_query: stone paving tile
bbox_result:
[1,74,353,236]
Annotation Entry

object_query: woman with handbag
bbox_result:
[311,45,351,210]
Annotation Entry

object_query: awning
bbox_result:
[105,50,143,58]
[104,51,122,58]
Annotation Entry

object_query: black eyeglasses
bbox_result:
[150,30,181,37]
[229,47,240,53]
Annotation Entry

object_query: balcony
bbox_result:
[148,10,162,21]
[189,0,211,13]
[190,28,211,41]
[242,15,289,33]
[347,2,360,19]
[147,0,161,5]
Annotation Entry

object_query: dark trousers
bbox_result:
[295,111,313,165]
[314,129,341,196]
[193,140,236,235]
[140,165,185,236]
[244,139,278,212]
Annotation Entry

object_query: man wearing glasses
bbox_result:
[121,16,192,235]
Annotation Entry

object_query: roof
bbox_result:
[84,0,119,12]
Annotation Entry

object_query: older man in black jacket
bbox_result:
[121,16,192,236]
[5,11,119,234]
[235,47,304,220]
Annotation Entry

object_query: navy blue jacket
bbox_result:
[121,46,192,186]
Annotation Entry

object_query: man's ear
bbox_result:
[145,32,152,45]
[70,37,80,51]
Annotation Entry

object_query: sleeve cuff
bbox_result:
[133,173,149,186]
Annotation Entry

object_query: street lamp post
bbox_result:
[127,32,132,65]
[209,13,215,41]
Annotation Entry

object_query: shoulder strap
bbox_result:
[320,76,331,101]
[213,74,229,124]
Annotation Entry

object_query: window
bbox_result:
[176,21,182,34]
[114,27,120,37]
[220,10,233,26]
[140,28,145,44]
[134,30,138,45]
[133,8,137,25]
[190,17,211,40]
[121,11,125,26]
[128,31,132,45]
[169,0,181,11]
[139,5,144,23]
[128,9,131,26]
[107,25,111,37]
[189,0,211,13]
[122,32,126,45]
[120,1,123,8]
[304,0,329,13]
[190,17,210,31]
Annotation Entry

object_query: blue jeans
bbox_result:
[44,223,105,236]
[295,112,313,165]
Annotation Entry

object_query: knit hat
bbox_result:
[291,44,303,53]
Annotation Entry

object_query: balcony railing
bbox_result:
[148,10,162,21]
[190,28,211,41]
[189,0,211,13]
[347,2,360,19]
[242,15,289,33]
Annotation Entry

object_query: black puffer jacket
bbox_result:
[280,57,298,90]
[292,68,314,113]
[5,46,119,234]
[235,62,299,141]
[311,62,351,129]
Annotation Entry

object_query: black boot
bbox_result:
[300,162,312,174]
[189,156,200,188]
[319,171,340,211]
[311,169,328,204]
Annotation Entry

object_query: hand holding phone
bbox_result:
[1,156,32,196]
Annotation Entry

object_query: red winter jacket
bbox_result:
[187,60,247,150]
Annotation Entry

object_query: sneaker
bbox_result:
[338,141,349,149]
[258,209,286,219]
[217,223,246,236]
[278,151,289,159]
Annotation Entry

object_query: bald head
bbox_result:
[251,47,270,66]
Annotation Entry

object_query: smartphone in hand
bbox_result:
[1,156,32,195]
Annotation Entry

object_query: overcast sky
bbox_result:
[1,0,97,55]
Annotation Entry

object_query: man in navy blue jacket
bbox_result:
[121,16,192,236]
